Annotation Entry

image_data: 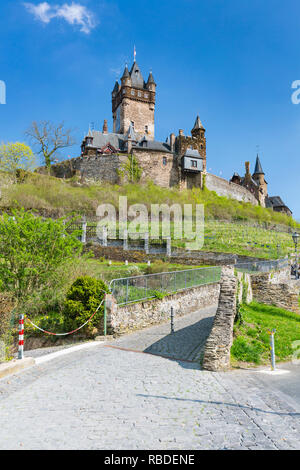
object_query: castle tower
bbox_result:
[252,155,268,206]
[112,60,156,140]
[191,116,207,170]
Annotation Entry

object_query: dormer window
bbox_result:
[86,137,93,147]
[191,160,197,168]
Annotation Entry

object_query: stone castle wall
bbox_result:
[46,155,259,206]
[205,173,258,205]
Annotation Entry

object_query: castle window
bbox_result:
[163,157,167,166]
[138,91,142,97]
[131,90,135,96]
[122,89,126,94]
[145,125,148,133]
[131,121,135,128]
[144,93,149,98]
[191,160,197,168]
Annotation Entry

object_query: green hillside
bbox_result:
[0,171,298,259]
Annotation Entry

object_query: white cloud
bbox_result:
[24,2,97,34]
[24,2,54,23]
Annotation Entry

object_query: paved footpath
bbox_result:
[1,308,300,450]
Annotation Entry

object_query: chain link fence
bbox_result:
[109,266,222,305]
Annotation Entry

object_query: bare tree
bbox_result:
[25,121,76,170]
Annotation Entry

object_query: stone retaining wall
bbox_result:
[203,266,237,371]
[251,273,300,313]
[87,244,236,266]
[106,283,220,334]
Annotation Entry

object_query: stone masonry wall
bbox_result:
[87,244,237,266]
[133,150,179,188]
[205,173,258,205]
[203,266,237,371]
[251,272,300,313]
[106,283,220,334]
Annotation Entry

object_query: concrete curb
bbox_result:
[0,357,35,379]
[35,339,109,365]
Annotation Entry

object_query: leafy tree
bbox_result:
[0,142,36,178]
[0,210,82,302]
[25,121,76,171]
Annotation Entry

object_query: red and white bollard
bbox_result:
[18,314,24,360]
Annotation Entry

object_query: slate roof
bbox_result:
[192,116,204,131]
[83,130,172,153]
[184,148,201,158]
[135,140,172,153]
[147,71,156,85]
[266,196,287,209]
[84,131,125,151]
[130,61,145,88]
[253,155,264,175]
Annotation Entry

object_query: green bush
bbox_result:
[62,276,109,336]
[144,260,171,274]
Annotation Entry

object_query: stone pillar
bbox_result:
[203,266,237,371]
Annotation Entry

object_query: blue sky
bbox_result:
[1,0,300,219]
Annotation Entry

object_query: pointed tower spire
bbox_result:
[192,115,204,132]
[121,64,130,79]
[253,154,264,175]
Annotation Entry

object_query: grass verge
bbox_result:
[231,302,300,366]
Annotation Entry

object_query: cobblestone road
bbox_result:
[1,309,300,450]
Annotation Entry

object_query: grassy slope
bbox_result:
[232,302,300,366]
[1,171,299,258]
[1,171,297,226]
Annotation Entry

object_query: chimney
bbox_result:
[245,161,250,175]
[103,119,108,134]
[179,129,184,136]
[170,133,175,152]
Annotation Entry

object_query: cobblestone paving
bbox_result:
[113,305,217,362]
[1,343,300,449]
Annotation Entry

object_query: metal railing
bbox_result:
[109,266,222,305]
[235,258,289,273]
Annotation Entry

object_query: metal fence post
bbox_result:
[126,278,129,304]
[18,314,24,360]
[269,329,276,371]
[103,298,107,336]
[82,216,87,244]
[170,306,175,334]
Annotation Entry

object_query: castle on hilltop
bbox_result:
[49,57,292,216]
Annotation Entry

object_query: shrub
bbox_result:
[62,276,109,336]
[144,260,171,274]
